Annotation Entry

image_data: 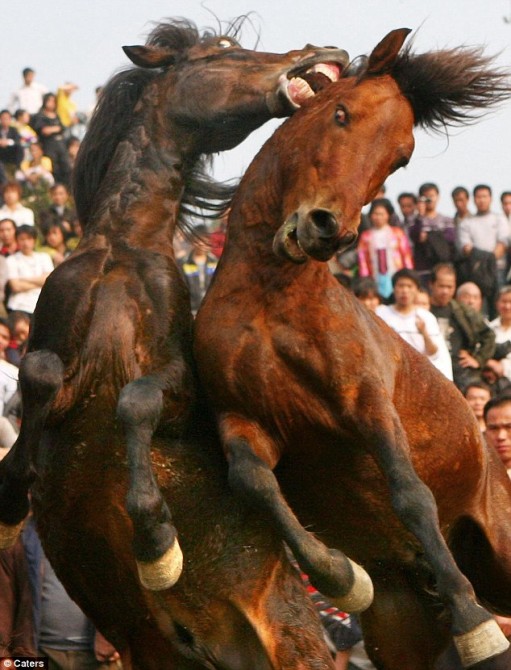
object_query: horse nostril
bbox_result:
[174,621,195,647]
[308,209,338,236]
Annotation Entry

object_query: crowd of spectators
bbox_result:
[2,63,511,668]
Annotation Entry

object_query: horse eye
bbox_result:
[218,38,233,48]
[334,105,349,127]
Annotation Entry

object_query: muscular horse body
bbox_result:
[195,29,511,668]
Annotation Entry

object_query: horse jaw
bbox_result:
[273,215,308,264]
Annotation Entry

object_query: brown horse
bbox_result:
[30,402,335,669]
[0,19,349,591]
[195,29,511,669]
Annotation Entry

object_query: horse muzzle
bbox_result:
[273,209,357,263]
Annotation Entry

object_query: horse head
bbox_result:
[270,28,509,264]
[122,19,350,153]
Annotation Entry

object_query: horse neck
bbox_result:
[86,121,189,254]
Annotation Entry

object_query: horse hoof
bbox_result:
[454,619,510,668]
[330,559,374,613]
[136,538,183,591]
[0,519,25,549]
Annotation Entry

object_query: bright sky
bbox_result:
[2,0,511,213]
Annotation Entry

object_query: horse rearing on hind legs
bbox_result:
[0,18,349,591]
[195,29,511,669]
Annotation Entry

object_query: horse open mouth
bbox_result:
[273,215,308,264]
[280,51,349,108]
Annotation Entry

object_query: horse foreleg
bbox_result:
[221,416,373,613]
[364,410,509,668]
[117,375,184,592]
[0,350,64,547]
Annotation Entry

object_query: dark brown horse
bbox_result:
[0,19,349,592]
[31,403,335,669]
[195,29,511,669]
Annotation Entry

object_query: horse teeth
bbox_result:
[288,77,315,105]
[310,63,341,82]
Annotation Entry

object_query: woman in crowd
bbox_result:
[357,198,413,301]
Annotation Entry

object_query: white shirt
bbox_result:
[0,204,35,227]
[8,82,48,115]
[376,304,453,380]
[6,250,53,313]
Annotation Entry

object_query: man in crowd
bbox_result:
[456,282,484,314]
[451,186,471,227]
[8,67,48,117]
[6,225,53,315]
[429,263,495,389]
[376,268,452,380]
[397,192,417,237]
[409,182,455,285]
[500,191,511,223]
[457,184,509,289]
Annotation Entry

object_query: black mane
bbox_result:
[390,42,510,130]
[73,18,243,231]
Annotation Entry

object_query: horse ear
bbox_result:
[367,28,412,75]
[122,45,177,69]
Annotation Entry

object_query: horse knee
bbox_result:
[391,477,437,529]
[227,440,275,503]
[117,380,163,429]
[20,351,64,398]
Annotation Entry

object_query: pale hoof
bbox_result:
[136,539,183,591]
[0,519,25,549]
[330,559,374,613]
[454,619,510,668]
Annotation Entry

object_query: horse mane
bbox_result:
[73,18,245,230]
[389,42,510,130]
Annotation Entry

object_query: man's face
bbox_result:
[24,71,34,85]
[0,221,16,245]
[430,271,456,307]
[421,188,438,214]
[398,196,416,219]
[465,387,491,420]
[453,192,469,216]
[502,195,511,217]
[457,285,482,312]
[497,292,511,322]
[51,186,68,206]
[0,112,11,129]
[474,188,492,214]
[486,403,511,469]
[393,278,418,308]
[17,232,35,255]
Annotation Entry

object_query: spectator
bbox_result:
[397,191,418,235]
[353,277,381,312]
[7,310,31,366]
[56,83,80,134]
[0,218,19,256]
[0,181,35,227]
[501,191,511,223]
[429,263,495,389]
[38,183,77,237]
[415,286,431,310]
[409,182,455,286]
[66,136,81,171]
[457,184,508,290]
[485,286,511,384]
[38,221,73,267]
[16,141,54,191]
[8,68,48,117]
[179,224,218,316]
[0,110,24,177]
[376,268,453,380]
[13,109,38,156]
[357,198,413,300]
[31,93,71,187]
[464,382,491,432]
[6,225,53,315]
[456,282,483,314]
[451,186,471,227]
